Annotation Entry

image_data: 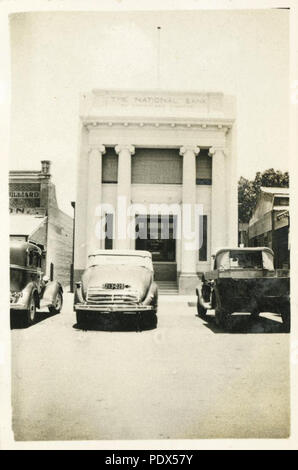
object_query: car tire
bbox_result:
[139,311,158,330]
[215,308,229,329]
[280,304,290,333]
[49,291,63,314]
[25,295,37,326]
[76,310,87,329]
[197,295,207,318]
[152,312,158,329]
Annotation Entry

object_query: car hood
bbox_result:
[81,264,152,299]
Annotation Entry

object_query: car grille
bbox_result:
[86,287,139,305]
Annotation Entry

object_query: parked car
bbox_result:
[10,240,63,326]
[196,247,290,331]
[74,249,158,330]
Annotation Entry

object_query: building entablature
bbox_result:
[83,118,233,135]
[80,89,235,119]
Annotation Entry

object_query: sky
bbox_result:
[9,9,289,215]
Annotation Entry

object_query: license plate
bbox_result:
[103,283,125,290]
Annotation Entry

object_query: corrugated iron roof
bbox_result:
[260,186,289,195]
[9,215,47,236]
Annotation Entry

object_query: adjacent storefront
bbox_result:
[9,161,73,287]
[248,187,289,269]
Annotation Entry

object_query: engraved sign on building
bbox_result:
[95,92,213,109]
[9,183,41,209]
[85,89,226,120]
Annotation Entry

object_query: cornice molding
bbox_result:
[84,119,233,134]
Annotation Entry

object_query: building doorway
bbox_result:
[135,214,177,281]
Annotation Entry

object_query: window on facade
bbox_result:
[198,215,208,261]
[274,196,289,206]
[104,213,114,249]
[196,149,212,185]
[102,147,118,183]
[132,148,182,184]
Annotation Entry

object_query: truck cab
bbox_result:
[196,247,290,331]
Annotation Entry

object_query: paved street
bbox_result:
[11,293,289,441]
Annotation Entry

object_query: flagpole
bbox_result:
[157,26,161,89]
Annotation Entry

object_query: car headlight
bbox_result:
[10,291,23,303]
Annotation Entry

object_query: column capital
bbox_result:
[115,144,135,156]
[208,146,227,157]
[179,145,200,157]
[88,144,106,156]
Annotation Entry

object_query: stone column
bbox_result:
[209,146,227,257]
[86,145,105,257]
[179,145,200,293]
[115,144,135,250]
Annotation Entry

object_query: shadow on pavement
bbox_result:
[10,310,59,330]
[197,313,287,334]
[73,313,157,332]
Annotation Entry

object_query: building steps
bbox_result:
[156,281,179,295]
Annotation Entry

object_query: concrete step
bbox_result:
[156,281,179,295]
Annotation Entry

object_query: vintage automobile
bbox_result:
[196,247,290,331]
[10,240,63,326]
[74,249,158,330]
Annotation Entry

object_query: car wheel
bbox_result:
[49,291,63,314]
[76,310,87,329]
[139,311,158,330]
[215,307,229,329]
[151,312,158,329]
[25,295,37,326]
[280,304,290,333]
[197,295,207,318]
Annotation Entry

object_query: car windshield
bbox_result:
[88,254,153,270]
[216,250,274,270]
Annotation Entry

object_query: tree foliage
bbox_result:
[238,168,289,223]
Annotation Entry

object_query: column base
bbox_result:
[178,273,199,295]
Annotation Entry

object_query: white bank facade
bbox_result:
[74,89,237,293]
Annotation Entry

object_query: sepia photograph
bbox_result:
[0,0,297,451]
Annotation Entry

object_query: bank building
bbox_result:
[74,89,237,294]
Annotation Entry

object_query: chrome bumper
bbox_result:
[10,303,27,310]
[74,303,155,313]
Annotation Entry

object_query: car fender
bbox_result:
[196,281,213,311]
[212,282,225,310]
[143,281,158,307]
[74,281,85,306]
[42,281,63,306]
[17,282,40,309]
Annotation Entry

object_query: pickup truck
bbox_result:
[196,247,290,331]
